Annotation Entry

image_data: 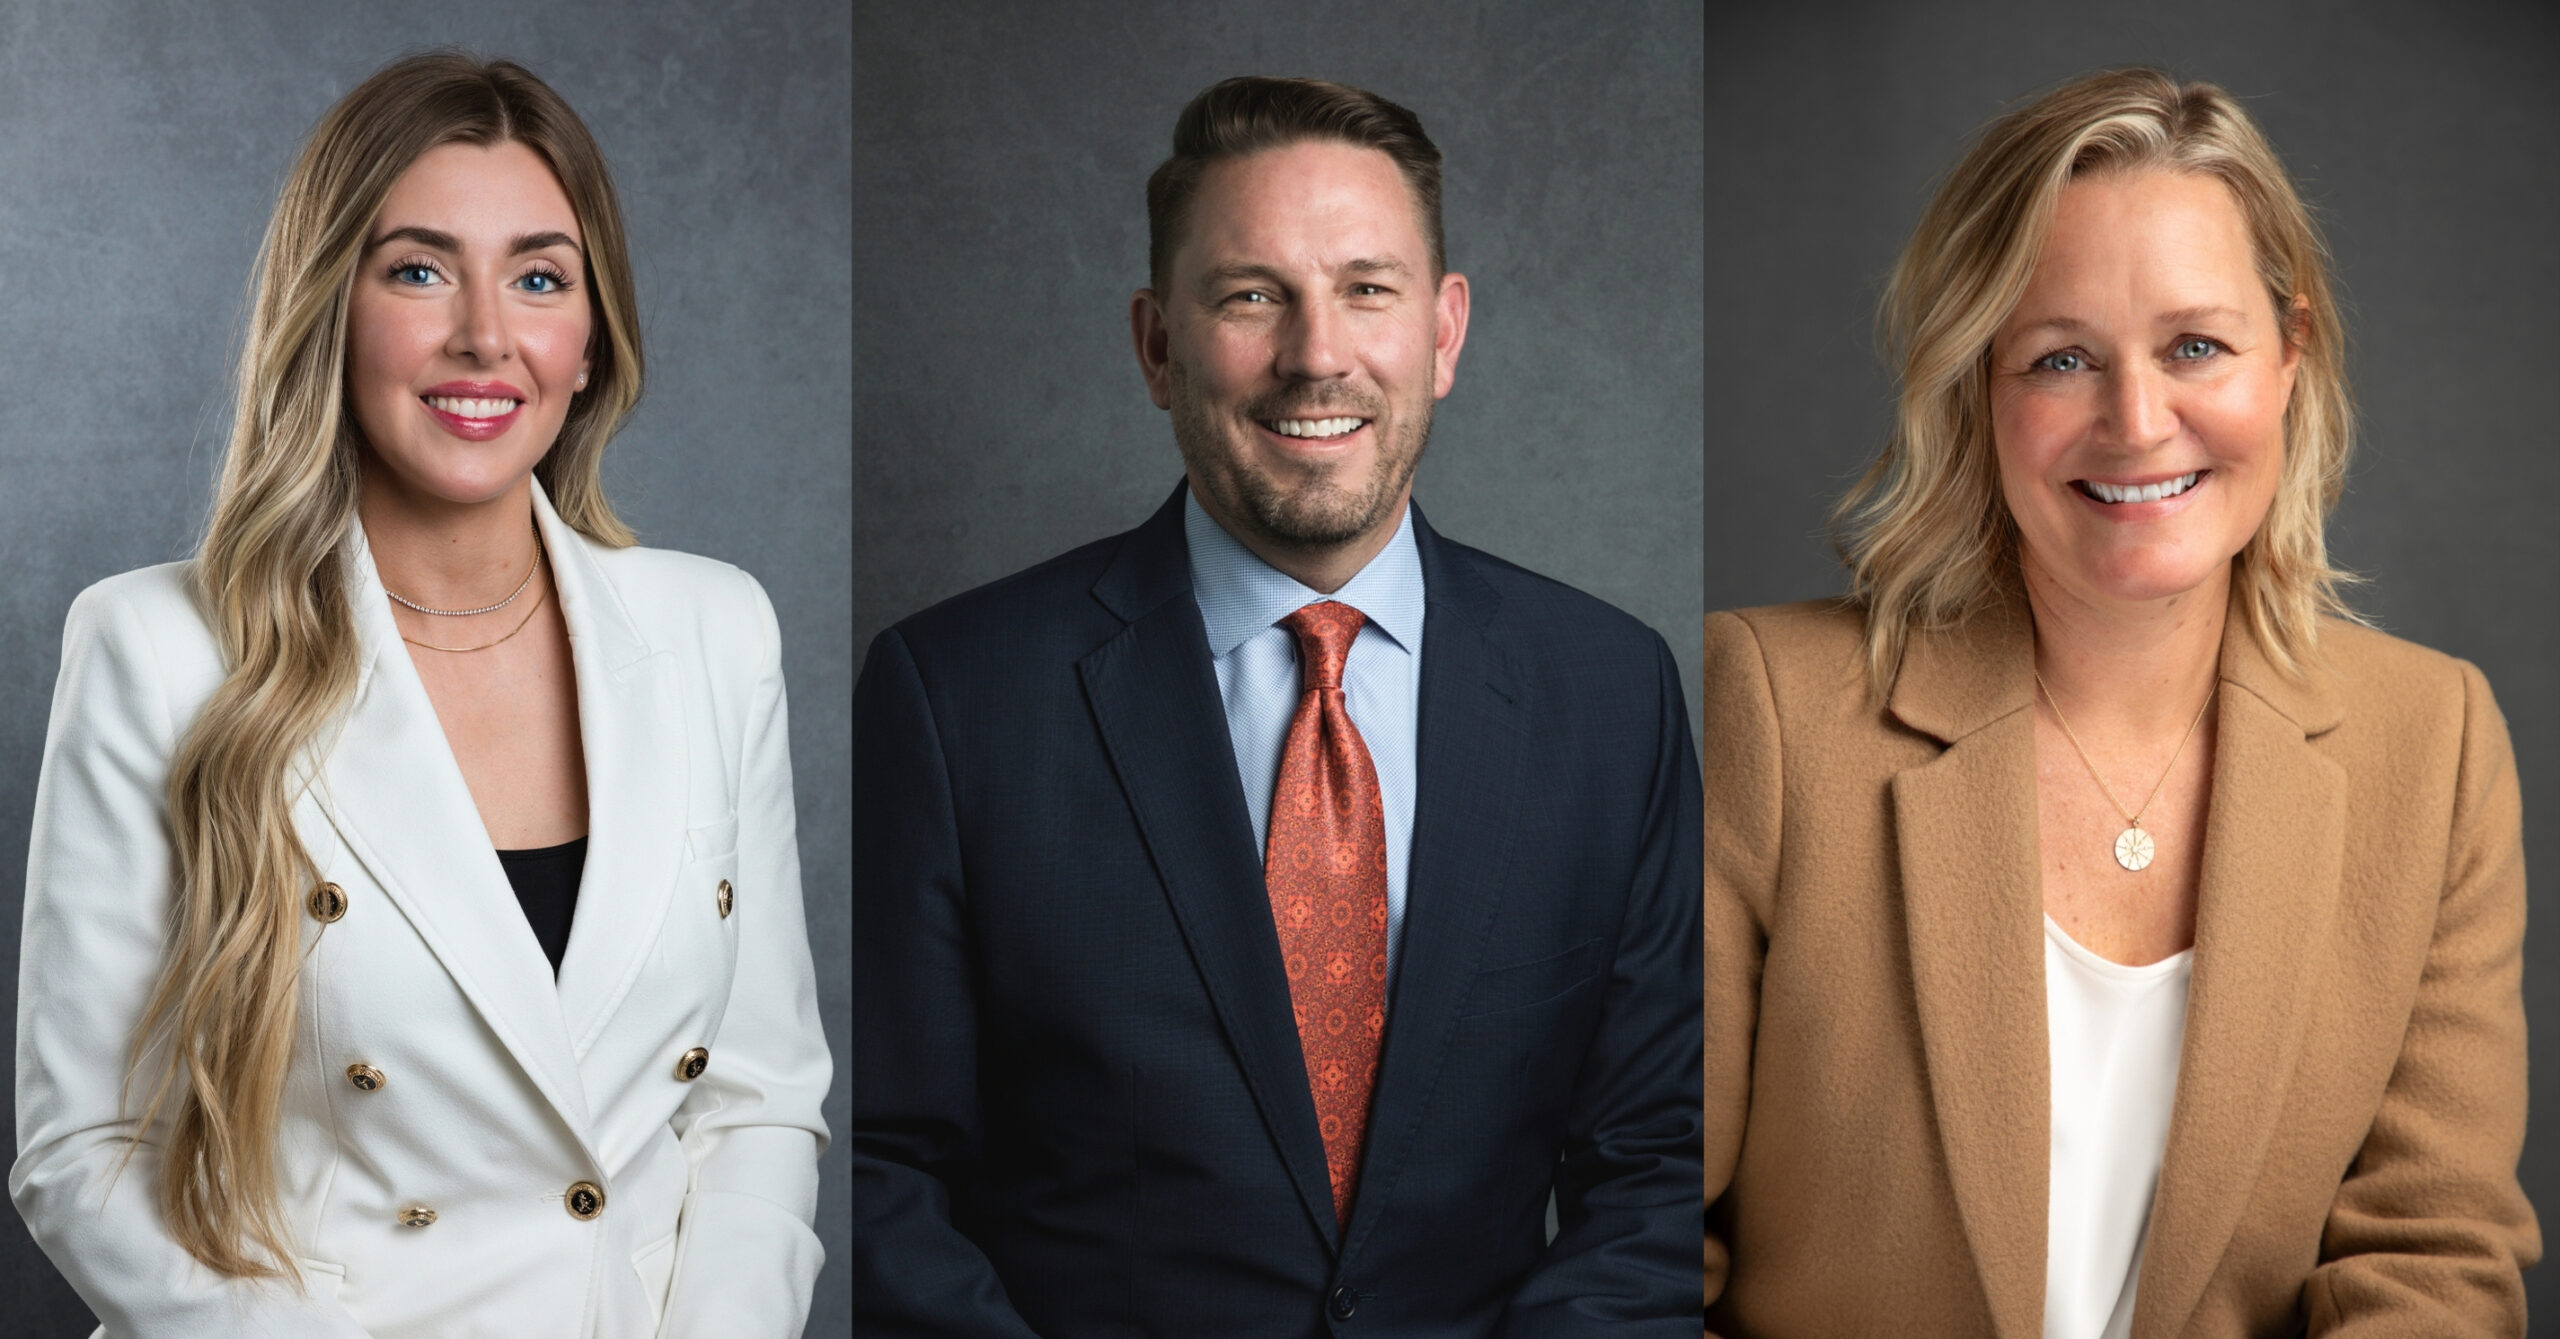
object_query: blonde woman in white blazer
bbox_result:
[10,53,829,1338]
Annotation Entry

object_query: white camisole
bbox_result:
[2043,915,2192,1339]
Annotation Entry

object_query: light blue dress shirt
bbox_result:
[1183,491,1424,981]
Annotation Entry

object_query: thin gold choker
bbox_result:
[383,518,541,617]
[401,581,548,654]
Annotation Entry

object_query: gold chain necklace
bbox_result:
[2033,667,2216,872]
[396,552,550,654]
[382,516,542,616]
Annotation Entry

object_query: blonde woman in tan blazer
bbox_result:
[1702,70,2536,1338]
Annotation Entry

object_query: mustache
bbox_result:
[1240,388,1384,422]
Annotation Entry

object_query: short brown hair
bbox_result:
[1145,75,1445,289]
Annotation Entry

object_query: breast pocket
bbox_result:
[1456,938,1602,1019]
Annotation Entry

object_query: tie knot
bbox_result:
[1281,601,1365,692]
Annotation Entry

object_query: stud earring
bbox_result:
[575,372,588,390]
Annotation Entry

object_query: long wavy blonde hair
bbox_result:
[1835,67,2356,694]
[124,49,643,1280]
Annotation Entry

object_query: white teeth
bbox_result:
[423,396,520,419]
[2082,471,2199,504]
[1267,416,1364,439]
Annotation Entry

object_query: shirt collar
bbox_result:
[1184,488,1424,660]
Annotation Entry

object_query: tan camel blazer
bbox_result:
[1702,595,2536,1338]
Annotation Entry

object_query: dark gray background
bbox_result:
[1708,0,2560,1312]
[0,2,850,1333]
[854,0,1706,742]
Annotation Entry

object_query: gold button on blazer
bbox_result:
[1701,594,2536,1338]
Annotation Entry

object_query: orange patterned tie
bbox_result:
[1266,601,1390,1228]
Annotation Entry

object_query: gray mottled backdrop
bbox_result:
[0,2,850,1333]
[853,0,1706,742]
[1708,0,2560,1311]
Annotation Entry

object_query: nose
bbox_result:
[2103,361,2176,450]
[443,273,511,365]
[1274,294,1353,383]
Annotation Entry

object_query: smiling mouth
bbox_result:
[1261,416,1368,441]
[2074,470,2204,504]
[422,395,523,420]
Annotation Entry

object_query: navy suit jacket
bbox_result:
[850,485,1703,1336]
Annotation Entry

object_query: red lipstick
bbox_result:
[417,381,528,441]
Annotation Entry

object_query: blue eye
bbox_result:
[518,270,568,295]
[391,263,439,286]
[2033,350,2086,373]
[2173,337,2221,360]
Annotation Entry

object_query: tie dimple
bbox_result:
[1266,600,1388,1228]
[1288,602,1358,691]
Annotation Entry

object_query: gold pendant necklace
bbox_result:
[2033,668,2215,873]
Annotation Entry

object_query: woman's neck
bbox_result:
[357,471,542,610]
[2022,554,2228,743]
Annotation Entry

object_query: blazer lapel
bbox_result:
[1077,487,1341,1246]
[2131,616,2347,1339]
[315,516,594,1140]
[1339,512,1528,1258]
[1888,597,2047,1339]
[536,486,689,1059]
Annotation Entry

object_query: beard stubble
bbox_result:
[1167,358,1432,549]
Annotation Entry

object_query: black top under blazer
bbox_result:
[849,484,1705,1337]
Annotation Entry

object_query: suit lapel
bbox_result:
[1888,598,2047,1339]
[315,509,593,1139]
[1339,515,1527,1258]
[1078,487,1341,1245]
[2131,619,2347,1339]
[536,487,688,1059]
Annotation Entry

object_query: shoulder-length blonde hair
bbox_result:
[126,49,643,1281]
[1834,67,2355,694]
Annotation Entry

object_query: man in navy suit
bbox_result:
[850,76,1702,1335]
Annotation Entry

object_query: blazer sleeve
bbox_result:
[1494,633,1708,1336]
[2303,659,2539,1334]
[654,572,834,1339]
[846,626,1044,1337]
[10,581,373,1338]
[1695,612,1781,1329]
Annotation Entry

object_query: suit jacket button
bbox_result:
[307,882,347,923]
[565,1181,605,1220]
[675,1047,710,1082]
[398,1206,436,1228]
[1329,1285,1358,1320]
[345,1064,386,1092]
[716,879,734,918]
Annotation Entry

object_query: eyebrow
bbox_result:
[368,225,582,256]
[1192,256,1415,294]
[2008,305,2250,340]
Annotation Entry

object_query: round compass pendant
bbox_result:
[2113,826,2156,872]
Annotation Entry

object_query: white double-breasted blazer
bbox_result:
[12,485,831,1338]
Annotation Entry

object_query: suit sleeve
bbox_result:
[656,572,833,1339]
[1695,612,1780,1331]
[847,627,1042,1336]
[2303,659,2539,1334]
[9,583,374,1338]
[1493,633,1707,1336]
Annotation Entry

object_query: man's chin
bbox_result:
[1237,483,1395,549]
